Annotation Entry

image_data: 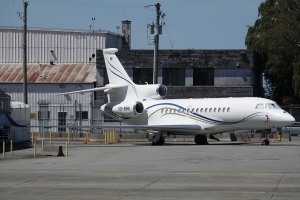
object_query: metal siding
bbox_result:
[0,27,121,63]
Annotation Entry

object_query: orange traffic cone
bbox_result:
[83,136,88,144]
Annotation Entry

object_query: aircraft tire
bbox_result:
[194,135,208,145]
[152,136,165,146]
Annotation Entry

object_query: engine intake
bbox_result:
[111,101,144,118]
[136,84,167,100]
[157,85,167,98]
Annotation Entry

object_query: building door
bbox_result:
[58,112,67,132]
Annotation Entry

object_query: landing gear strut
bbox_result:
[194,135,208,145]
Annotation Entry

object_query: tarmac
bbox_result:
[0,137,300,200]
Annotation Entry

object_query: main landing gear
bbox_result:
[148,132,165,146]
[194,135,208,145]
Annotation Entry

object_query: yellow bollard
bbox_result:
[106,131,108,144]
[31,131,34,144]
[10,140,13,157]
[66,141,68,157]
[112,131,115,143]
[86,133,89,144]
[278,134,282,141]
[2,141,5,158]
[109,131,113,144]
[67,130,70,144]
[33,142,36,158]
[49,130,52,144]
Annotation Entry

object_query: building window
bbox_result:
[38,111,50,120]
[133,68,153,84]
[163,68,185,86]
[76,111,89,120]
[193,68,214,86]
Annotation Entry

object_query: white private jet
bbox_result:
[61,48,295,145]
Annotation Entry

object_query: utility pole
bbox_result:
[23,0,28,104]
[153,3,161,84]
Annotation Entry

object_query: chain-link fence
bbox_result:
[30,100,105,134]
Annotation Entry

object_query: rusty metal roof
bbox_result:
[0,63,96,83]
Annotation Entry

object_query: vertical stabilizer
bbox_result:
[103,48,138,101]
[103,48,134,86]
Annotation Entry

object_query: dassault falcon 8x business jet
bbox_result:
[61,48,295,145]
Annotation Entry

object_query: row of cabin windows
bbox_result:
[161,107,231,114]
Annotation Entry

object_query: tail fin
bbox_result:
[103,48,134,86]
[103,48,138,101]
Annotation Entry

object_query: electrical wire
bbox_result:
[162,19,174,49]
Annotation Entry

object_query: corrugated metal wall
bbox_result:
[0,83,101,133]
[0,27,122,63]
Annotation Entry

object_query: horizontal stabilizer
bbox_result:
[58,85,125,95]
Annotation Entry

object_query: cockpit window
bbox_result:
[255,103,264,109]
[265,103,279,109]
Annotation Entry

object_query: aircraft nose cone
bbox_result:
[281,113,295,127]
[287,114,296,124]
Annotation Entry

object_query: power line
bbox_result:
[161,19,174,49]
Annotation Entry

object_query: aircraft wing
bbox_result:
[59,84,125,95]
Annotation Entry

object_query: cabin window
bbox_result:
[222,108,226,112]
[218,108,221,112]
[205,108,208,113]
[213,108,216,112]
[209,108,212,112]
[255,103,264,109]
[200,108,203,113]
[227,107,230,112]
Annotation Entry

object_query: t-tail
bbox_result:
[103,48,167,102]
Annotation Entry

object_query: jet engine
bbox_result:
[111,101,144,118]
[136,84,167,100]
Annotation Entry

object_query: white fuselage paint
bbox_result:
[122,97,295,135]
